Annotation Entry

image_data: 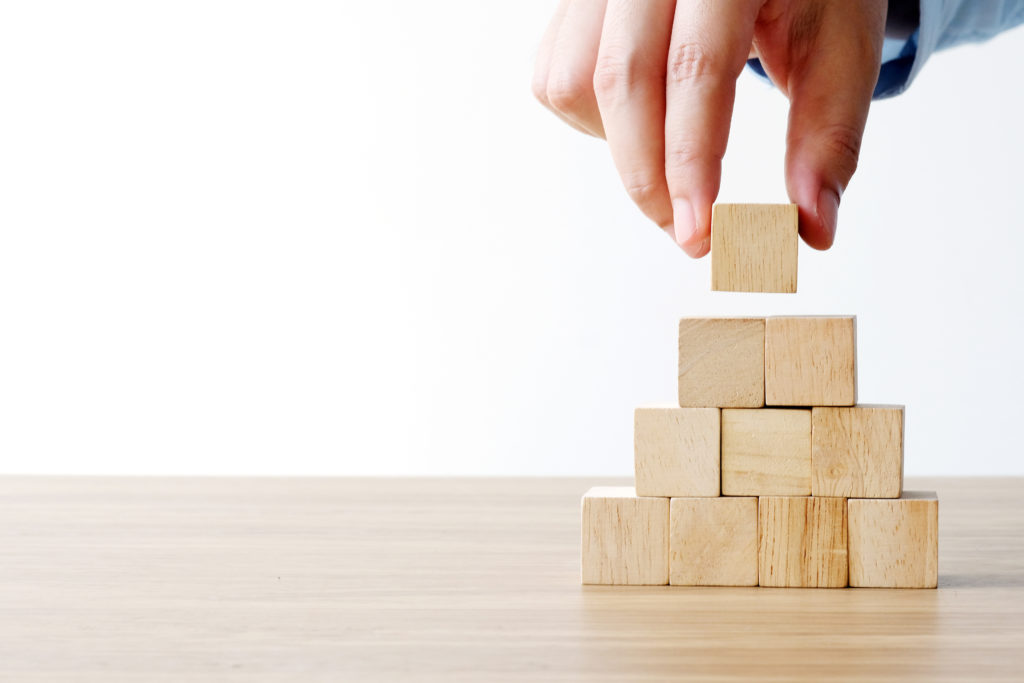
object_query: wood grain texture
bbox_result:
[721,408,811,496]
[765,316,857,407]
[635,406,720,497]
[711,203,798,293]
[759,496,848,588]
[812,405,904,498]
[581,487,669,585]
[849,491,939,588]
[670,497,757,586]
[0,476,1022,682]
[678,317,765,408]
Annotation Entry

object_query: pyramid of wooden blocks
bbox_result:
[582,314,938,589]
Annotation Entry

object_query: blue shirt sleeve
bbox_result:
[746,0,1024,100]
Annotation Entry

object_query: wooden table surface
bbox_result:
[1,476,1023,681]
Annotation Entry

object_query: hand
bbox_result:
[532,0,886,257]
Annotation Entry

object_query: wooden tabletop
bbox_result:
[1,476,1022,681]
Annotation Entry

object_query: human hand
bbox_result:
[532,0,886,257]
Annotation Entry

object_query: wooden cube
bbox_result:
[765,316,857,406]
[721,409,811,496]
[670,497,757,586]
[635,406,720,497]
[758,496,848,588]
[848,491,938,588]
[710,203,798,293]
[678,317,765,408]
[812,405,904,498]
[581,487,669,585]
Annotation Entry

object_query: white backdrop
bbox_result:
[1,2,1022,476]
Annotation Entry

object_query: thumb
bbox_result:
[783,2,884,250]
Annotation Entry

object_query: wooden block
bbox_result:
[721,409,811,496]
[812,405,904,498]
[635,406,720,497]
[710,203,798,293]
[848,492,938,588]
[765,316,857,406]
[670,497,757,586]
[678,317,765,408]
[581,487,669,585]
[758,496,848,588]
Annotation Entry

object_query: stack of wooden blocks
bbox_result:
[581,316,939,589]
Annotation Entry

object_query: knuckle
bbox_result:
[592,55,630,100]
[622,173,665,207]
[665,142,721,178]
[545,72,590,114]
[820,124,863,176]
[666,145,702,173]
[592,47,654,101]
[667,42,721,85]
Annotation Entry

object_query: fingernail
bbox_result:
[817,188,840,245]
[672,198,697,248]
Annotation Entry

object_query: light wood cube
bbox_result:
[812,405,904,498]
[581,487,669,585]
[765,316,857,406]
[670,497,757,586]
[758,496,848,588]
[635,406,720,497]
[710,203,798,293]
[678,317,765,408]
[721,408,811,496]
[849,491,938,588]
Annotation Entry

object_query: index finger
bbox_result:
[663,0,762,257]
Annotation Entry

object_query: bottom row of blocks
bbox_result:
[581,488,938,588]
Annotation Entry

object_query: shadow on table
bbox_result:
[939,572,1024,588]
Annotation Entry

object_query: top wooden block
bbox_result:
[711,204,798,293]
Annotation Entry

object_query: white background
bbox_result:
[1,2,1022,476]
